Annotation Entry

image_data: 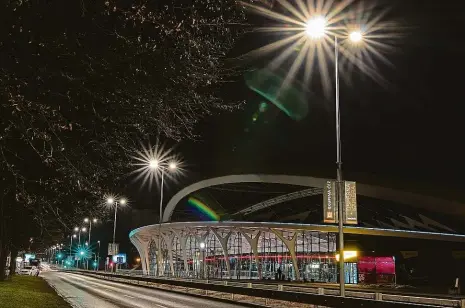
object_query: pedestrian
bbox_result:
[277,267,282,280]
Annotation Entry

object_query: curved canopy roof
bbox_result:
[163,174,465,234]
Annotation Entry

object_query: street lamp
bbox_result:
[70,234,77,260]
[147,158,179,277]
[304,16,366,297]
[106,197,127,246]
[199,242,206,279]
[83,217,98,246]
[97,240,101,271]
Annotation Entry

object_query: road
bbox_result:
[42,271,254,308]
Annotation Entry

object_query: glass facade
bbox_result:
[143,226,338,282]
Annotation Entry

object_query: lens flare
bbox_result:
[188,197,220,221]
[239,0,397,96]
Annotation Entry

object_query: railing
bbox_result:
[63,269,465,308]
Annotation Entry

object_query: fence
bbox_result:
[64,269,465,308]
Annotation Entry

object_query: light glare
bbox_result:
[107,197,114,204]
[93,218,98,223]
[149,159,159,170]
[84,218,89,223]
[305,16,326,39]
[168,162,177,170]
[120,198,127,205]
[349,31,363,43]
[74,227,79,232]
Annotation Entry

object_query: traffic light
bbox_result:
[57,253,63,259]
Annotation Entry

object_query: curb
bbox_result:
[67,271,268,308]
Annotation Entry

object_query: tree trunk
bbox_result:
[0,234,7,281]
[9,246,18,276]
[0,204,7,281]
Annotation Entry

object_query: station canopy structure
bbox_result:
[130,174,465,280]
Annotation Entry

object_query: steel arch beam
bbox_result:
[162,174,465,223]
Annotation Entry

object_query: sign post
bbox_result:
[108,243,119,256]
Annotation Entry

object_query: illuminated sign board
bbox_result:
[344,181,358,224]
[323,181,357,224]
[323,181,337,223]
[112,253,127,265]
[24,254,35,262]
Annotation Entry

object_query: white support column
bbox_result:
[130,235,150,275]
[154,234,165,277]
[271,229,300,281]
[172,229,189,277]
[161,232,176,276]
[210,228,232,279]
[239,228,262,279]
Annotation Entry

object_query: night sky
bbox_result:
[72,0,465,262]
[126,0,465,214]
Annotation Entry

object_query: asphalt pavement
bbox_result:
[42,271,254,308]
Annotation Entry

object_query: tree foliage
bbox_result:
[0,0,248,275]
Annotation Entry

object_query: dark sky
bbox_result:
[126,0,465,212]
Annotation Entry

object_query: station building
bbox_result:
[130,175,465,284]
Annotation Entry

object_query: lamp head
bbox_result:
[149,159,159,170]
[349,31,363,43]
[168,162,177,170]
[119,198,127,205]
[107,197,114,204]
[305,16,327,39]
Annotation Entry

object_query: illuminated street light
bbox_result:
[84,218,89,223]
[149,159,159,170]
[303,14,371,298]
[349,31,363,43]
[168,162,177,170]
[305,16,326,39]
[74,227,79,232]
[199,242,206,249]
[72,234,77,238]
[106,197,128,245]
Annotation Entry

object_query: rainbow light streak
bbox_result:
[188,197,220,221]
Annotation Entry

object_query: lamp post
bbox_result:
[107,197,126,271]
[147,159,178,277]
[106,198,127,246]
[70,234,77,259]
[76,227,86,268]
[97,240,101,271]
[200,242,206,279]
[84,217,98,270]
[305,16,364,297]
[84,218,98,246]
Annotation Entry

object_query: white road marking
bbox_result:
[123,294,136,299]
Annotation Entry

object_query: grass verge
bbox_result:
[0,275,71,308]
